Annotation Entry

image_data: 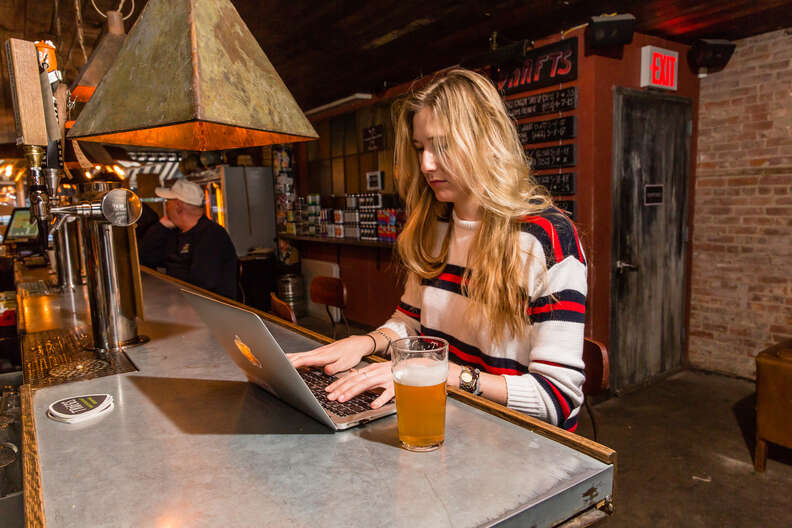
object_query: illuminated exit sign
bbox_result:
[640,46,678,90]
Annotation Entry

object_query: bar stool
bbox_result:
[269,292,297,324]
[582,337,610,442]
[309,276,350,339]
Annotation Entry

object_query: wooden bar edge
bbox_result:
[21,383,46,528]
[447,387,616,465]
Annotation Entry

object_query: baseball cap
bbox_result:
[155,179,204,207]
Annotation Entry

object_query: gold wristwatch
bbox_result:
[459,366,481,395]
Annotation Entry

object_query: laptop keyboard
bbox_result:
[300,369,382,417]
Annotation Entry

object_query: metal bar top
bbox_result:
[27,272,613,528]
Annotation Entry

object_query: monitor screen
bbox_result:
[4,208,39,242]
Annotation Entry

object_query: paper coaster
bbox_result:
[48,394,114,423]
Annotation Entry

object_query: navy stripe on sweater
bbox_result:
[420,325,530,375]
[528,289,586,324]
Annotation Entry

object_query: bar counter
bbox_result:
[18,268,615,527]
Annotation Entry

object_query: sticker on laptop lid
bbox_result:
[234,335,262,368]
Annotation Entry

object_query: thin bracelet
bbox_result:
[369,329,392,356]
[363,334,377,355]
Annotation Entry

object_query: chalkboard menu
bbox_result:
[518,116,576,144]
[555,200,577,221]
[505,87,577,120]
[535,172,576,196]
[496,37,578,95]
[525,144,576,170]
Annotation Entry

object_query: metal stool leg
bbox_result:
[585,398,598,442]
[325,305,337,340]
[341,311,350,339]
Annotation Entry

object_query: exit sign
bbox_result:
[640,46,678,90]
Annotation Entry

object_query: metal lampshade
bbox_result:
[68,0,317,151]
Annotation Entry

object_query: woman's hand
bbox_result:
[288,335,373,375]
[287,335,394,409]
[325,361,395,409]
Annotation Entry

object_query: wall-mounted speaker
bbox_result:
[688,39,736,76]
[585,14,636,49]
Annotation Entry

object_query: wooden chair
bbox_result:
[309,276,350,339]
[582,337,610,442]
[269,292,297,324]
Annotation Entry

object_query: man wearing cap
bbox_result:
[140,179,238,299]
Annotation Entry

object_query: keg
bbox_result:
[277,274,306,318]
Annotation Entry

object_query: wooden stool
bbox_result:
[755,339,792,471]
[269,292,297,324]
[583,338,610,442]
[309,276,350,339]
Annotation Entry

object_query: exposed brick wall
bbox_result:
[690,29,792,378]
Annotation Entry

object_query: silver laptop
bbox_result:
[182,289,396,430]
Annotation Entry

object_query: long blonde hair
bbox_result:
[393,69,551,343]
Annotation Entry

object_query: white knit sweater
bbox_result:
[382,208,587,430]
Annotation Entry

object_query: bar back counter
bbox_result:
[16,265,615,527]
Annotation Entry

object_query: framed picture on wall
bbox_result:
[366,170,384,191]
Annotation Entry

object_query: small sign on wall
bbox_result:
[640,46,678,91]
[366,170,384,191]
[644,184,664,205]
[363,125,384,152]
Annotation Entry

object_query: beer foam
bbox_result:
[393,360,448,386]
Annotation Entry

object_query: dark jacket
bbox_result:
[140,216,238,300]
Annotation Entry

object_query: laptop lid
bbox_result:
[181,289,394,430]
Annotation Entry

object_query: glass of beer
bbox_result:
[391,336,449,451]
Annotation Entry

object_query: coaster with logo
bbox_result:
[47,394,114,424]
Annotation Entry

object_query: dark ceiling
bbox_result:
[3,0,792,112]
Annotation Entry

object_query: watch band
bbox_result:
[459,366,481,395]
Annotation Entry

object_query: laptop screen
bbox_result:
[4,208,39,242]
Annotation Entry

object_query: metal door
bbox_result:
[610,88,692,392]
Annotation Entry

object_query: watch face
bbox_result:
[461,371,473,384]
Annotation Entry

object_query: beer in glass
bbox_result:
[391,336,449,451]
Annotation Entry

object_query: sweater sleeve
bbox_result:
[380,273,423,341]
[503,212,587,430]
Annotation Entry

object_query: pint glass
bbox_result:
[391,336,449,451]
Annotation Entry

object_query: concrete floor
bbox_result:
[574,370,792,528]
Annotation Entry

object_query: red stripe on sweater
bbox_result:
[437,273,463,284]
[572,223,584,263]
[449,345,522,376]
[397,306,420,320]
[539,374,571,418]
[567,422,578,433]
[529,300,586,315]
[522,215,564,263]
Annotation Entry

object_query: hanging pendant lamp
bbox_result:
[70,10,127,103]
[68,0,317,151]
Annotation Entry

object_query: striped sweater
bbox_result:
[382,207,587,431]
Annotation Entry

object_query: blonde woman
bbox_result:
[289,69,587,430]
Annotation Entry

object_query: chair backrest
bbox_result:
[309,276,347,309]
[270,291,297,324]
[582,337,610,396]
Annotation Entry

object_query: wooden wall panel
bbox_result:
[331,157,344,196]
[330,117,345,158]
[344,154,359,194]
[317,120,331,159]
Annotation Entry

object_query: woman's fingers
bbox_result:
[371,386,395,409]
[327,363,394,406]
